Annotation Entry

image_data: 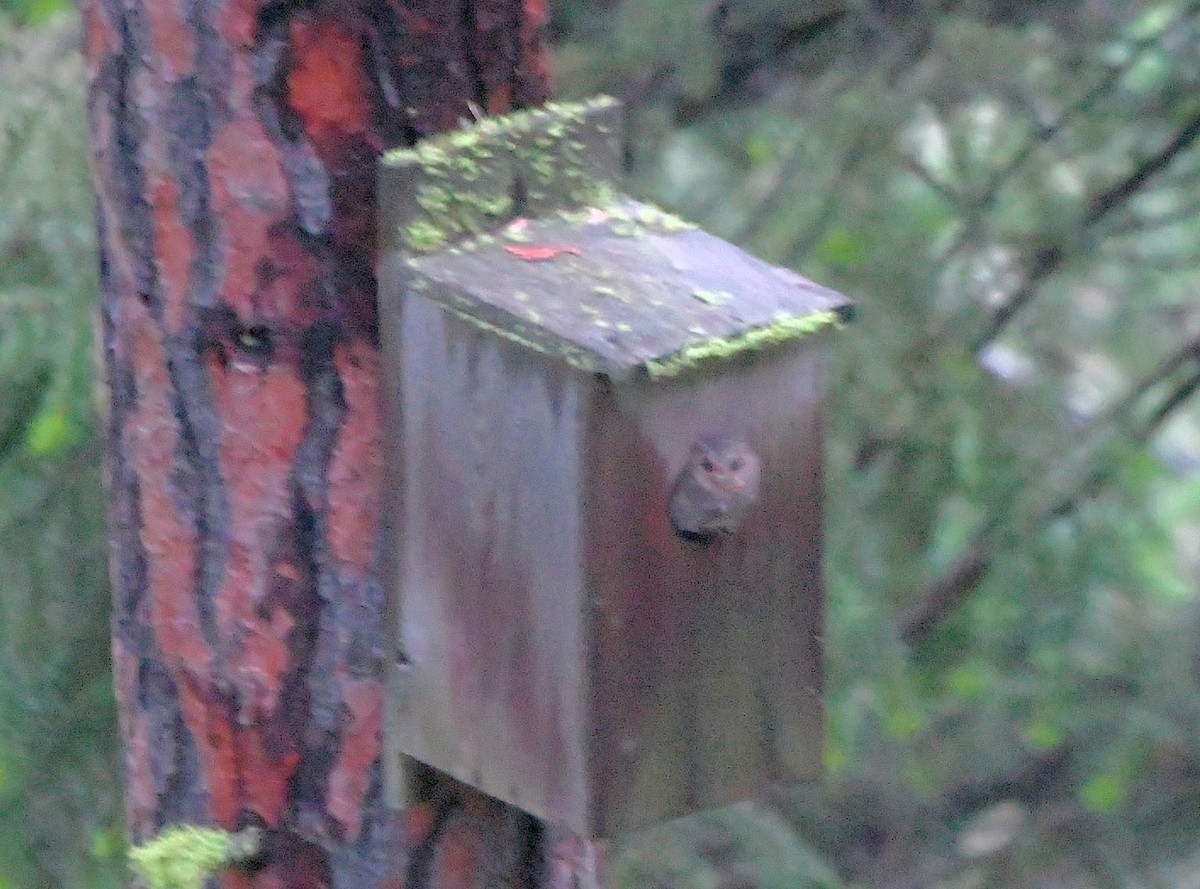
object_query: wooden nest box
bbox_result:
[379,97,852,838]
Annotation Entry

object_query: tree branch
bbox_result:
[901,337,1200,645]
[1084,108,1200,227]
[974,105,1200,352]
[970,243,1064,353]
[890,4,1200,360]
[899,538,997,644]
[1103,190,1200,237]
[1044,365,1200,519]
[976,1,1200,214]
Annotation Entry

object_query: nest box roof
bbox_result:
[405,203,852,379]
[380,96,852,380]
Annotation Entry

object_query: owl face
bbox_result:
[690,439,760,498]
[668,437,762,541]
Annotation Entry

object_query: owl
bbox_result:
[668,437,762,542]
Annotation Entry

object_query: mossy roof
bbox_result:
[379,97,851,379]
[400,198,853,380]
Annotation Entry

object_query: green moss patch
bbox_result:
[385,96,623,253]
[645,310,842,378]
[129,826,261,889]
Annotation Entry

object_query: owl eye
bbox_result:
[700,457,716,472]
[729,456,744,472]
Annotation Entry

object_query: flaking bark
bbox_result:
[85,2,554,886]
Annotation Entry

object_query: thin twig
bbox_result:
[975,107,1200,352]
[1085,109,1200,227]
[788,142,870,264]
[898,4,1200,358]
[901,344,1200,645]
[977,1,1200,213]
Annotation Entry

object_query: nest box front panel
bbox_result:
[582,337,828,836]
[388,290,830,838]
[389,292,592,831]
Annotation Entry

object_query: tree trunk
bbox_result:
[84,2,559,886]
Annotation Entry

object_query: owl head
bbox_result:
[688,437,760,496]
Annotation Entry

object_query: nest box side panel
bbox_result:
[387,290,591,830]
[582,339,831,836]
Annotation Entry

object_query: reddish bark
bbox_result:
[86,2,555,886]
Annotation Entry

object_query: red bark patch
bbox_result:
[179,674,240,827]
[328,341,382,573]
[127,311,214,681]
[236,729,302,826]
[518,0,555,105]
[430,810,488,889]
[524,0,550,28]
[403,801,437,848]
[327,680,383,839]
[211,361,308,718]
[83,0,117,81]
[486,83,512,116]
[208,119,290,318]
[221,0,258,49]
[288,18,373,140]
[237,607,296,717]
[424,799,530,889]
[151,178,195,333]
[144,0,196,80]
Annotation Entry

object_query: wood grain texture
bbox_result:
[385,288,830,838]
[85,1,552,886]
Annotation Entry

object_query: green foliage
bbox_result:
[0,13,120,889]
[562,0,1200,885]
[0,0,70,26]
[129,826,261,889]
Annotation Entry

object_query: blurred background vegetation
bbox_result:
[2,0,1199,887]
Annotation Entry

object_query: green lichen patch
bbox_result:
[559,198,695,239]
[645,310,842,379]
[406,218,455,254]
[403,181,514,254]
[382,96,619,169]
[384,96,622,253]
[129,826,261,889]
[614,202,696,236]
